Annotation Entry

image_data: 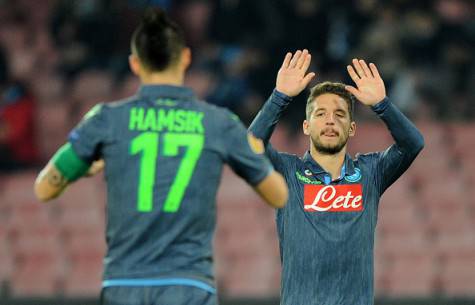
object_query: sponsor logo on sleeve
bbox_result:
[304,184,363,212]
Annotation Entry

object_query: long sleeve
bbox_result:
[372,98,424,195]
[249,89,292,145]
[248,90,293,169]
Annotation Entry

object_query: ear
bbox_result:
[349,121,356,137]
[129,54,141,76]
[180,48,192,71]
[303,119,310,136]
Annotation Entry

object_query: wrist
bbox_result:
[272,89,293,104]
[371,97,390,114]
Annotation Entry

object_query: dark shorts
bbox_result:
[101,285,218,305]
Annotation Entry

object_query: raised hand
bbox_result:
[345,59,386,106]
[276,49,316,97]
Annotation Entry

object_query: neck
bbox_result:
[140,69,184,86]
[309,143,347,180]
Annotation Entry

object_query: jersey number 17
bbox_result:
[130,132,204,213]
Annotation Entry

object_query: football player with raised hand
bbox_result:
[249,49,424,305]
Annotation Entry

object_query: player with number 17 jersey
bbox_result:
[69,84,275,291]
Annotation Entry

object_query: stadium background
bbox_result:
[0,0,474,304]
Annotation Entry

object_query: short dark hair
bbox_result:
[306,82,355,121]
[131,8,185,71]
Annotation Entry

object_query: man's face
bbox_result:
[303,93,356,155]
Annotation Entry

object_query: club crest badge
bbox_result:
[344,168,362,183]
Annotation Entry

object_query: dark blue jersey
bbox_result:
[249,90,424,305]
[68,85,273,292]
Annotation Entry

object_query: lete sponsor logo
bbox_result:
[304,184,363,212]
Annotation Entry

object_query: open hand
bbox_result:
[276,49,316,97]
[345,59,386,106]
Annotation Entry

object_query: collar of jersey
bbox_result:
[302,151,356,177]
[138,85,195,101]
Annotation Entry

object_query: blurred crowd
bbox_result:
[0,0,474,172]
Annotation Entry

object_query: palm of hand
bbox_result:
[354,77,385,106]
[277,69,307,97]
[346,59,386,106]
[275,50,315,97]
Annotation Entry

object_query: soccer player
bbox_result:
[34,8,288,305]
[249,50,424,305]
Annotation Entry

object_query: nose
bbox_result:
[324,113,336,125]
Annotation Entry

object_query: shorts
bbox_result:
[101,285,218,305]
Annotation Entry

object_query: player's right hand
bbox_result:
[85,159,105,177]
[276,49,315,97]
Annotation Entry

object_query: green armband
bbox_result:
[51,143,91,182]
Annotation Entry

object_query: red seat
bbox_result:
[434,229,475,259]
[36,102,70,158]
[64,231,106,261]
[63,253,103,297]
[379,230,431,259]
[7,202,56,236]
[56,176,106,209]
[374,248,388,296]
[221,254,279,297]
[1,171,39,206]
[440,256,475,296]
[58,205,104,238]
[385,253,437,296]
[449,123,475,159]
[71,70,113,103]
[12,224,62,259]
[0,225,13,284]
[426,206,472,235]
[10,254,65,296]
[348,122,392,155]
[418,177,467,210]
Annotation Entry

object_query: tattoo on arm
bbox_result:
[42,166,68,188]
[47,170,67,187]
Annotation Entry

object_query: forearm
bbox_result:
[249,89,292,144]
[34,162,69,202]
[34,143,91,202]
[372,98,424,155]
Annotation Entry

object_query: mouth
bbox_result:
[321,129,339,137]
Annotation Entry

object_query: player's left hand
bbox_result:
[345,59,386,106]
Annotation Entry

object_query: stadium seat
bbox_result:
[385,252,437,296]
[379,230,431,259]
[348,122,392,155]
[56,175,106,209]
[58,205,104,237]
[374,246,388,296]
[36,102,70,159]
[1,171,39,206]
[63,253,103,297]
[221,253,279,297]
[10,254,65,296]
[449,123,475,159]
[0,225,13,284]
[11,224,62,259]
[440,256,475,296]
[7,202,56,236]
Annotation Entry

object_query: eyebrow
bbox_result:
[315,107,348,113]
